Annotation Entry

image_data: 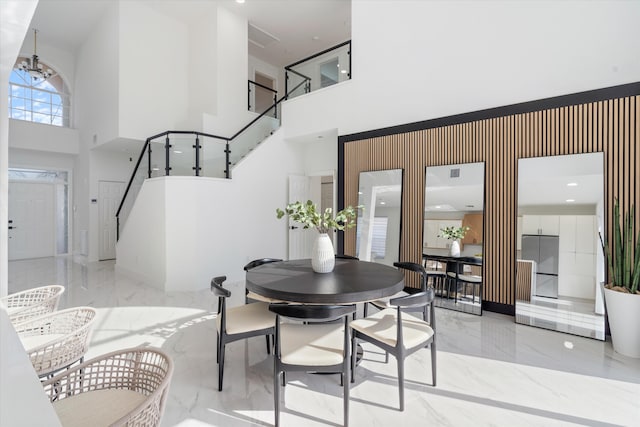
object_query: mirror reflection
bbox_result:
[516,152,605,340]
[356,169,402,266]
[423,162,484,315]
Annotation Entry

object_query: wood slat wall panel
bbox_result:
[343,95,640,308]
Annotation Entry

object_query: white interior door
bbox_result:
[99,181,125,261]
[8,182,56,260]
[288,175,311,260]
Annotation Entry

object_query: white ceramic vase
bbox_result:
[312,233,335,273]
[449,240,461,257]
[603,286,640,358]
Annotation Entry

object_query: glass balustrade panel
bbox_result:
[286,41,350,100]
[200,135,230,179]
[148,137,166,178]
[168,135,197,176]
[228,113,280,168]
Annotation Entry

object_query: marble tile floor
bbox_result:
[516,296,605,341]
[7,257,640,427]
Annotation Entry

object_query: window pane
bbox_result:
[8,69,69,127]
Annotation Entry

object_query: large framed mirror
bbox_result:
[423,162,484,315]
[356,169,403,266]
[516,152,605,340]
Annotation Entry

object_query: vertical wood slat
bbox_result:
[343,95,640,307]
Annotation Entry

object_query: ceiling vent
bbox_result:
[450,168,460,178]
[248,22,280,49]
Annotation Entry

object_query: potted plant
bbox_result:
[277,201,359,273]
[439,226,470,257]
[600,199,640,358]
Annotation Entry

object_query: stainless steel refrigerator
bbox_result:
[522,234,559,298]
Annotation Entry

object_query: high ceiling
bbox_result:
[26,0,351,68]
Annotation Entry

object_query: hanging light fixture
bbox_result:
[17,29,53,81]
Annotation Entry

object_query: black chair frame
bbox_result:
[352,287,436,411]
[270,303,356,427]
[211,276,275,391]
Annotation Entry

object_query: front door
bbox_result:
[8,182,56,260]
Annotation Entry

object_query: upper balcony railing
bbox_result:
[285,40,351,100]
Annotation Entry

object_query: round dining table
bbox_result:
[245,258,405,304]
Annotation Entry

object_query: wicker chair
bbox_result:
[42,347,174,427]
[15,306,97,378]
[1,285,65,324]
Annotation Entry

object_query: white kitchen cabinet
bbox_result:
[423,219,462,249]
[557,215,597,299]
[575,215,596,253]
[522,215,559,235]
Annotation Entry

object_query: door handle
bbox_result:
[8,226,16,230]
[290,226,298,230]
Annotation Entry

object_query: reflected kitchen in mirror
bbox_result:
[356,169,403,266]
[423,162,484,315]
[516,152,605,340]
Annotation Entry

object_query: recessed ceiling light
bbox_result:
[567,182,578,187]
[312,35,319,41]
[173,150,182,154]
[340,70,347,74]
[152,167,160,171]
[380,201,386,205]
[435,205,441,209]
[236,0,245,4]
[566,199,575,203]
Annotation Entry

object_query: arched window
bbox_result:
[9,57,70,127]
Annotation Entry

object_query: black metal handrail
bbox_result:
[284,40,351,97]
[248,79,278,118]
[115,78,310,239]
[116,41,352,239]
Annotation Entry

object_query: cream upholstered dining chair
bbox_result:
[211,275,275,391]
[1,285,64,324]
[42,347,173,427]
[350,287,437,411]
[15,306,97,378]
[269,303,356,427]
[364,262,429,320]
[243,258,282,303]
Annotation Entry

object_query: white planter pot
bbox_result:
[312,233,335,273]
[449,240,461,257]
[604,286,640,358]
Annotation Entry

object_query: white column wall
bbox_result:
[283,0,640,139]
[0,0,39,297]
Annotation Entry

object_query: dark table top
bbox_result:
[423,253,483,266]
[245,258,405,304]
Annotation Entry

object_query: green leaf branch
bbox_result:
[438,226,470,240]
[276,200,361,234]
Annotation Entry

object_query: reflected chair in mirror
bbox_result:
[446,264,482,305]
[42,347,173,427]
[243,258,283,303]
[1,285,65,325]
[364,262,429,320]
[423,257,447,298]
[350,288,436,411]
[15,306,97,378]
[211,276,275,391]
[269,303,356,427]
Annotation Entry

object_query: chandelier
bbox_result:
[17,29,53,81]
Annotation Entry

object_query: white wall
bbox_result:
[9,119,79,154]
[249,54,285,100]
[0,0,39,297]
[283,0,640,139]
[118,1,189,139]
[116,178,167,286]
